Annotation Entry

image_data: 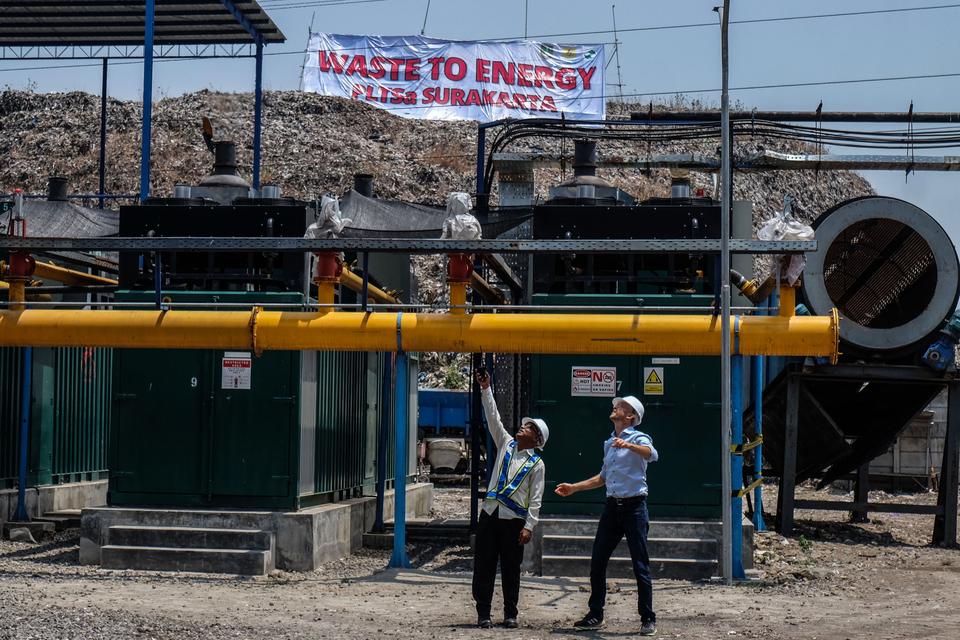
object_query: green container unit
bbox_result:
[0,346,112,488]
[532,294,722,519]
[109,291,391,510]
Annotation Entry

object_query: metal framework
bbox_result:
[0,237,817,254]
[475,98,960,580]
[775,364,959,546]
[0,1,286,201]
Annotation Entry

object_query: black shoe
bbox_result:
[640,620,657,636]
[573,613,604,630]
[503,618,519,629]
[477,617,493,629]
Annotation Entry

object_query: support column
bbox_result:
[388,351,411,568]
[934,380,959,546]
[777,374,800,536]
[731,354,745,580]
[851,461,870,523]
[99,58,108,210]
[253,40,263,191]
[139,0,155,201]
[373,353,392,533]
[13,347,32,522]
[750,352,766,531]
[469,352,482,532]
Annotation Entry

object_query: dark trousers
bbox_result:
[472,509,526,619]
[588,499,655,623]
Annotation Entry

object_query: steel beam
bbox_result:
[934,380,960,546]
[491,151,960,173]
[252,39,263,190]
[0,237,818,254]
[631,110,960,123]
[777,374,800,536]
[139,0,155,201]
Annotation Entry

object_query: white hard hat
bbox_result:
[613,396,645,426]
[521,417,549,448]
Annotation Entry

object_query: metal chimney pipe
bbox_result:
[261,184,281,199]
[213,141,239,176]
[47,176,68,201]
[354,173,374,198]
[572,140,598,177]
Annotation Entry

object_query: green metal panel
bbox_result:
[532,294,722,519]
[211,350,296,497]
[1,346,111,488]
[110,291,303,509]
[0,348,23,487]
[51,347,111,483]
[314,350,368,495]
[112,347,209,499]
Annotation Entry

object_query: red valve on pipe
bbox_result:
[314,251,344,282]
[447,253,473,282]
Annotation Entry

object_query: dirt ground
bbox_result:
[1,484,958,640]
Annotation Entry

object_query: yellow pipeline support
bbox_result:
[0,310,840,361]
[339,267,400,305]
[32,261,117,287]
[7,281,26,311]
[449,281,469,314]
[779,285,797,318]
[316,281,336,307]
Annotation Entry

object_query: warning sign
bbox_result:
[643,367,664,396]
[222,351,252,390]
[571,366,617,397]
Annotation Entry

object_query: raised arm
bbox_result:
[476,370,511,449]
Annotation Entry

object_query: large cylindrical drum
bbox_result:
[802,196,960,357]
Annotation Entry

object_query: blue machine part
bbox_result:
[923,310,960,372]
[417,388,472,435]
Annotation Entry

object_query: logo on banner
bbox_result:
[302,33,606,122]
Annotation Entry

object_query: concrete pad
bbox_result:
[3,520,55,541]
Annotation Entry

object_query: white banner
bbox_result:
[302,33,605,122]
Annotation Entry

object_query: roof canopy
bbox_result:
[0,1,285,46]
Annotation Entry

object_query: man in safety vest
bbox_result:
[555,395,658,636]
[473,369,548,630]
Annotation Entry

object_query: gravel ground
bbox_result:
[1,483,958,639]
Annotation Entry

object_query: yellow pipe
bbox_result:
[779,285,797,318]
[0,309,839,361]
[339,267,400,305]
[449,281,469,314]
[7,281,26,311]
[32,261,117,287]
[316,281,336,307]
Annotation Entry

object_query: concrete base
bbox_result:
[526,515,755,581]
[81,483,432,572]
[3,520,55,541]
[0,480,107,526]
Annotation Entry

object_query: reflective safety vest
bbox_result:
[485,441,542,518]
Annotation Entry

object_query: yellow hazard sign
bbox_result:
[643,367,664,396]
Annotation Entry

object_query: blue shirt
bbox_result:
[600,426,658,498]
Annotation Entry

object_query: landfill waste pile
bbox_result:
[0,90,874,387]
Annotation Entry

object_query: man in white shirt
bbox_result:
[555,395,659,636]
[473,369,548,630]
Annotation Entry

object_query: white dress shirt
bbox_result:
[480,387,545,531]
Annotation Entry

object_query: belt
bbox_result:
[606,495,646,506]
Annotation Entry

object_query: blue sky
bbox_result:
[2,0,958,239]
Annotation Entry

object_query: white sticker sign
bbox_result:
[221,351,252,390]
[571,366,617,397]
